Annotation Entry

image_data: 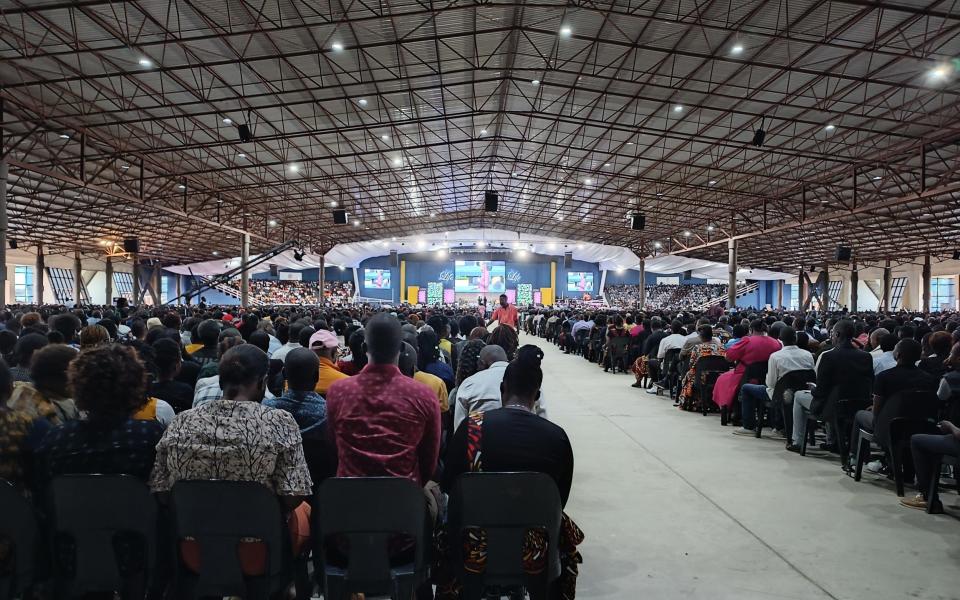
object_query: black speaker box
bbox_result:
[835,245,852,262]
[484,190,498,212]
[333,209,348,224]
[629,213,645,231]
[953,250,960,261]
[564,252,572,268]
[389,250,399,267]
[123,238,140,253]
[238,124,252,143]
[269,264,279,277]
[8,239,17,250]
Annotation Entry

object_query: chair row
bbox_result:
[0,471,562,600]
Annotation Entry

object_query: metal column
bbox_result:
[882,260,892,312]
[776,279,784,309]
[105,256,113,305]
[175,274,182,305]
[318,255,325,305]
[638,257,646,311]
[240,233,250,309]
[132,254,141,306]
[822,263,830,311]
[35,243,45,304]
[850,262,858,313]
[73,251,83,306]
[727,238,737,308]
[922,253,932,313]
[153,264,162,306]
[0,161,7,308]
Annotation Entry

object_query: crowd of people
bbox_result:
[526,305,959,514]
[220,279,355,305]
[604,283,729,309]
[0,298,580,599]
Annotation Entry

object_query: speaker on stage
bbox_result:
[389,250,399,267]
[123,238,140,253]
[484,190,498,212]
[629,213,645,230]
[835,245,852,262]
[269,264,279,277]
[564,252,572,268]
[333,209,348,224]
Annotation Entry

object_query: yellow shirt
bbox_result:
[439,339,452,356]
[414,371,449,412]
[316,356,350,395]
[185,343,204,355]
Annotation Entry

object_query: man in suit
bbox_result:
[788,319,873,453]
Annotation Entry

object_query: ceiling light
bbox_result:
[120,165,130,169]
[627,141,634,145]
[222,117,232,124]
[517,249,528,257]
[604,163,611,167]
[576,244,584,249]
[268,219,278,227]
[825,124,836,132]
[393,157,403,166]
[212,251,220,256]
[683,230,691,237]
[531,79,540,86]
[653,241,662,249]
[357,98,368,106]
[288,164,299,172]
[556,215,564,221]
[330,201,338,207]
[928,64,951,82]
[707,224,715,231]
[391,236,397,241]
[237,153,246,158]
[353,220,360,226]
[58,133,70,139]
[381,134,390,141]
[584,178,592,185]
[655,192,663,197]
[331,42,344,52]
[872,175,882,181]
[138,57,153,67]
[177,184,186,190]
[559,26,572,37]
[731,44,744,54]
[673,105,683,112]
[479,129,487,135]
[708,180,717,185]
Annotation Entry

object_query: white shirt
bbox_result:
[873,351,896,375]
[764,345,816,398]
[271,342,302,364]
[453,362,547,431]
[657,333,687,359]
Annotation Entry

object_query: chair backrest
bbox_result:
[449,472,562,585]
[170,480,285,596]
[876,389,941,448]
[314,477,427,586]
[742,360,769,384]
[0,480,38,597]
[771,369,816,404]
[608,335,629,356]
[49,474,157,593]
[663,348,681,374]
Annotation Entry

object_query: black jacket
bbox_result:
[810,342,873,416]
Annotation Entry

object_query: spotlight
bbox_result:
[825,124,836,132]
[268,219,278,227]
[673,105,683,113]
[531,79,540,86]
[559,26,572,37]
[222,117,232,124]
[138,57,153,67]
[331,42,344,52]
[731,44,744,54]
[358,98,368,106]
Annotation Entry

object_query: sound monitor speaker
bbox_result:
[564,252,572,269]
[629,213,646,231]
[123,238,140,253]
[269,264,279,277]
[238,124,252,143]
[8,239,16,250]
[333,209,348,225]
[389,250,399,267]
[953,250,960,261]
[835,245,852,262]
[484,190,499,212]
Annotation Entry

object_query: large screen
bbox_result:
[363,268,392,290]
[567,272,594,292]
[455,260,506,293]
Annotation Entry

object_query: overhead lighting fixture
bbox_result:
[604,163,611,167]
[531,79,540,86]
[872,175,882,181]
[584,178,592,185]
[120,165,130,169]
[268,219,278,227]
[673,105,683,112]
[655,192,663,197]
[707,224,715,231]
[731,44,744,54]
[391,236,397,241]
[928,64,952,82]
[392,157,403,166]
[683,230,692,237]
[212,251,220,256]
[237,153,246,158]
[626,141,634,145]
[330,201,338,207]
[556,215,564,221]
[381,134,390,141]
[288,164,299,172]
[58,133,70,139]
[825,124,836,132]
[477,240,486,248]
[708,180,717,185]
[479,129,487,135]
[331,42,344,52]
[177,184,186,190]
[222,117,232,124]
[559,26,572,37]
[138,57,153,67]
[357,98,368,106]
[353,219,361,226]
[653,241,662,249]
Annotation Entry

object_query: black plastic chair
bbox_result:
[170,480,294,600]
[887,418,940,497]
[606,336,630,373]
[800,398,851,464]
[0,480,40,600]
[928,454,959,513]
[313,477,430,600]
[774,370,816,446]
[658,348,681,398]
[48,475,157,600]
[448,472,562,600]
[693,355,729,416]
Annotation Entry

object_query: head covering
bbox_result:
[456,339,486,387]
[221,313,234,323]
[309,329,339,349]
[146,317,162,330]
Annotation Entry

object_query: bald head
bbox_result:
[478,345,508,370]
[285,347,319,392]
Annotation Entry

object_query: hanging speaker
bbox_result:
[752,128,766,147]
[953,250,960,261]
[564,252,572,269]
[123,238,140,253]
[269,264,279,277]
[629,213,645,231]
[333,209,348,224]
[484,190,499,212]
[8,239,17,250]
[389,250,399,267]
[238,124,252,143]
[835,245,852,262]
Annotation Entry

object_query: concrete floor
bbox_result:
[535,335,960,600]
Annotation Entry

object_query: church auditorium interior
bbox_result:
[0,2,959,599]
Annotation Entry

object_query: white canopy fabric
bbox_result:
[165,228,794,280]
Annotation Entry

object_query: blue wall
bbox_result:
[603,270,707,286]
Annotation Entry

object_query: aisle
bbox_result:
[531,334,959,600]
